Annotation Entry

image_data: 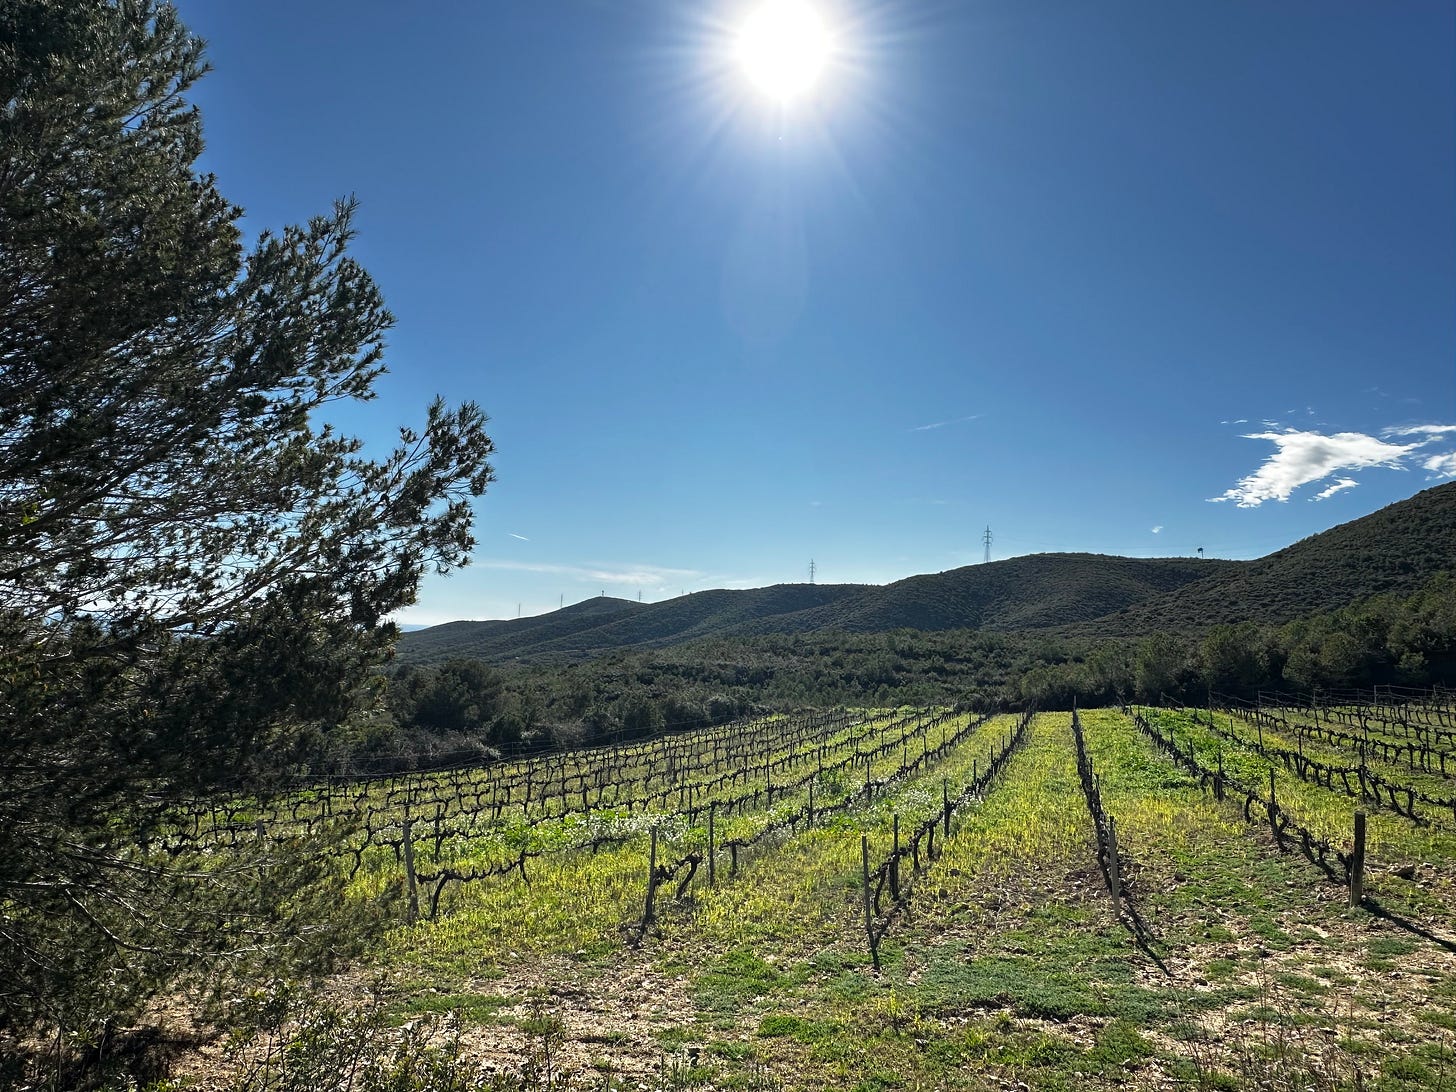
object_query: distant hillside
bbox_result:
[397,594,646,664]
[738,555,1236,635]
[395,584,864,665]
[396,557,1231,666]
[1062,481,1456,637]
[398,482,1456,666]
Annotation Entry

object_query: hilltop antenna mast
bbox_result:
[809,559,816,585]
[983,526,993,564]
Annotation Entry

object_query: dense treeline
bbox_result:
[343,572,1456,773]
[1018,570,1456,707]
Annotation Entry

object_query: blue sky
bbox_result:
[174,0,1455,624]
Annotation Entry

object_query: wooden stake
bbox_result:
[643,826,659,926]
[402,819,419,924]
[1107,816,1121,906]
[861,834,879,971]
[890,814,901,901]
[1349,810,1366,908]
[708,804,716,886]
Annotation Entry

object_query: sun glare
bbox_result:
[737,1,830,103]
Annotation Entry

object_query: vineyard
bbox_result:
[168,695,1456,1091]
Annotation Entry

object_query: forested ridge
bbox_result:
[399,483,1456,666]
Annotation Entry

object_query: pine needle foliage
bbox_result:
[0,0,495,1057]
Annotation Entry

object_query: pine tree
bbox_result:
[0,0,495,1054]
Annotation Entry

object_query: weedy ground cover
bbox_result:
[162,706,1456,1092]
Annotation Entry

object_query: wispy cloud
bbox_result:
[508,532,530,541]
[1387,424,1456,439]
[1312,478,1358,501]
[472,558,702,587]
[911,413,983,432]
[1424,452,1456,479]
[1150,525,1163,534]
[1210,429,1417,507]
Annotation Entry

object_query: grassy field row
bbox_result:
[195,707,1456,1091]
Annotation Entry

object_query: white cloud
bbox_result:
[1312,478,1358,501]
[472,558,702,587]
[1150,525,1163,534]
[1210,429,1418,507]
[508,532,530,541]
[1423,452,1456,479]
[1387,424,1456,439]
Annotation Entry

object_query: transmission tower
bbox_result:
[809,559,816,585]
[983,526,993,564]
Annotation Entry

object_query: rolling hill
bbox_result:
[1062,479,1456,637]
[398,482,1456,666]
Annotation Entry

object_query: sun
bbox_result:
[736,1,831,103]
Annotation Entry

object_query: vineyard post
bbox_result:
[253,818,267,909]
[1267,769,1281,845]
[1349,810,1367,907]
[1107,816,1121,906]
[402,819,419,924]
[708,804,716,886]
[643,825,659,927]
[890,814,900,901]
[861,834,879,972]
[942,778,951,836]
[808,781,815,824]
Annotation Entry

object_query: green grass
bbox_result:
[185,705,1456,1092]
